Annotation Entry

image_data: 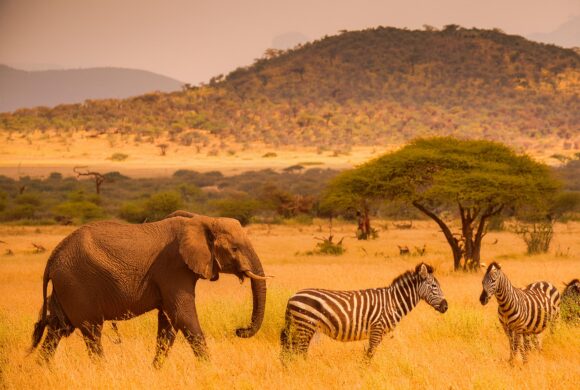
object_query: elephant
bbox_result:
[30,211,269,367]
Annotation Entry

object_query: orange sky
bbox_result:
[0,0,578,83]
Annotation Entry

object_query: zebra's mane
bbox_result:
[485,262,502,274]
[390,263,434,287]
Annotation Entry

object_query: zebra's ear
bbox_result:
[480,263,487,269]
[418,263,429,280]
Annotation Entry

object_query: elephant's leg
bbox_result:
[161,276,209,360]
[80,323,104,361]
[153,310,177,369]
[38,326,64,363]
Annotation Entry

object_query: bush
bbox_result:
[306,235,345,256]
[109,153,129,161]
[210,198,261,226]
[53,201,104,223]
[119,201,147,223]
[144,191,184,221]
[515,221,554,254]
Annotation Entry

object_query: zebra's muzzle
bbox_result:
[436,299,448,313]
[479,290,490,305]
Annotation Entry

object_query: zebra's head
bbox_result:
[416,263,448,313]
[480,262,502,305]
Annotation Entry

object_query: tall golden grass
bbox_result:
[1,221,579,389]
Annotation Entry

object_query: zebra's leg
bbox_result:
[532,333,542,351]
[281,317,316,359]
[295,326,316,356]
[522,335,531,363]
[364,325,385,361]
[508,331,518,364]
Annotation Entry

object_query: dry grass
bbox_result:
[0,130,573,179]
[0,221,579,389]
[0,130,385,178]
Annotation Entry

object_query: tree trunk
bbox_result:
[460,204,503,272]
[412,201,463,270]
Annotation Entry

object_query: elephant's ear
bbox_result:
[179,220,215,279]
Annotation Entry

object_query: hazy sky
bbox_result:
[1,0,578,83]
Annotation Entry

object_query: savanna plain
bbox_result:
[0,220,578,389]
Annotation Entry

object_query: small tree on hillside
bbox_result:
[323,137,559,270]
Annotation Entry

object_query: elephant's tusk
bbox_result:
[244,270,273,280]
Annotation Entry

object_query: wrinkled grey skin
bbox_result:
[31,211,267,367]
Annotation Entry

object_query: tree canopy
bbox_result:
[323,137,560,270]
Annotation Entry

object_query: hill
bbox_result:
[0,26,578,153]
[527,16,580,48]
[0,65,183,112]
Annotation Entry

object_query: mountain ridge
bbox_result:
[0,65,183,112]
[1,26,578,151]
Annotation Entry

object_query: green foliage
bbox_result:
[143,191,183,221]
[306,236,345,256]
[550,191,580,220]
[119,201,147,223]
[323,137,560,270]
[53,201,104,223]
[0,168,339,224]
[325,137,559,214]
[209,198,261,226]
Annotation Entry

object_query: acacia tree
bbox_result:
[323,137,559,270]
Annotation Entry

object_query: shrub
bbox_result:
[109,153,129,161]
[119,201,147,223]
[515,221,554,254]
[53,201,104,223]
[210,198,261,226]
[144,191,183,221]
[306,235,345,256]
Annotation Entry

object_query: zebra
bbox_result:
[561,278,580,324]
[479,262,560,363]
[280,263,448,360]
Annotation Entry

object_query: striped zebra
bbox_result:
[280,263,448,360]
[561,279,580,324]
[479,262,560,363]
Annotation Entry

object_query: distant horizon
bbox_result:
[1,0,578,84]
[2,22,579,86]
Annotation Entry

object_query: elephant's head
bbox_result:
[173,212,268,338]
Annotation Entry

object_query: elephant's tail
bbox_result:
[30,268,50,351]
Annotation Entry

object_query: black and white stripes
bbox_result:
[479,262,561,363]
[280,263,447,359]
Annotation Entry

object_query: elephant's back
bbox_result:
[46,221,167,324]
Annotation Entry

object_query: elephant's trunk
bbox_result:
[236,255,267,338]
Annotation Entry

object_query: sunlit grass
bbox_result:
[0,221,579,388]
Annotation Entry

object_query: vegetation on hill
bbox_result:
[1,26,578,149]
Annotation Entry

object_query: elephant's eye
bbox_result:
[232,247,239,252]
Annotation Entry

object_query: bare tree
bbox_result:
[74,166,105,194]
[157,143,169,156]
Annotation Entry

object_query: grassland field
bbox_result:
[0,220,579,389]
[0,130,574,179]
